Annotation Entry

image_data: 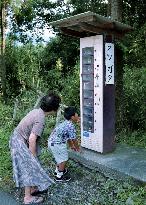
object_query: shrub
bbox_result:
[61,62,80,112]
[123,66,146,130]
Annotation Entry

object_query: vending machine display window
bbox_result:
[82,47,94,133]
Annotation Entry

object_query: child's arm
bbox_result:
[68,139,80,152]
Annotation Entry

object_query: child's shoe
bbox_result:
[54,168,68,176]
[55,174,71,182]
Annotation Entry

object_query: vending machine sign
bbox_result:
[105,43,114,84]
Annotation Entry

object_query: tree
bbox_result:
[0,0,7,101]
[110,0,122,21]
[123,0,146,27]
[107,0,125,130]
[1,0,33,100]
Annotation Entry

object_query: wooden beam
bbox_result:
[51,15,95,28]
[60,27,86,38]
[78,22,125,38]
[79,22,108,33]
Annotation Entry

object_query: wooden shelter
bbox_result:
[49,11,133,38]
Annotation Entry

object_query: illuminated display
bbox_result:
[82,47,94,133]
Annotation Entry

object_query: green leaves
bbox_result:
[124,66,146,130]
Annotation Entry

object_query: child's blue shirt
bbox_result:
[48,120,76,144]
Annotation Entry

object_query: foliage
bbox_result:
[68,0,107,16]
[9,0,71,43]
[123,0,146,26]
[116,129,146,148]
[123,66,146,130]
[61,61,80,111]
[116,22,146,132]
[40,35,79,75]
[123,23,146,69]
[0,101,14,187]
[3,34,145,133]
[5,42,44,97]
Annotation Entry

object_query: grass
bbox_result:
[0,99,146,204]
[0,101,15,189]
[116,129,146,148]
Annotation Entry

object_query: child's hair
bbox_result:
[40,92,61,112]
[64,106,76,120]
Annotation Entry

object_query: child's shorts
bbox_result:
[48,141,68,164]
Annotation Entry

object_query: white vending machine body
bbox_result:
[80,35,104,153]
[80,35,114,153]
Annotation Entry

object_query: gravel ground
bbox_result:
[8,151,146,205]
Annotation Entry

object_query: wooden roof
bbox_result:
[49,11,133,38]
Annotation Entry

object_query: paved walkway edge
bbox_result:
[0,191,19,205]
[69,144,146,185]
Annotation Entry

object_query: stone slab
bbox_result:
[69,144,146,184]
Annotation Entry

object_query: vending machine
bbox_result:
[80,34,115,153]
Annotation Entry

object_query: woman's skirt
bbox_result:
[9,131,54,191]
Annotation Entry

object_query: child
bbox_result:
[48,106,80,182]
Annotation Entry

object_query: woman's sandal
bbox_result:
[31,189,48,196]
[24,196,44,204]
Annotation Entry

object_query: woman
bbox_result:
[9,93,61,204]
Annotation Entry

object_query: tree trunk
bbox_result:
[107,0,125,131]
[0,1,7,101]
[107,0,111,17]
[110,0,122,21]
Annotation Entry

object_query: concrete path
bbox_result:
[0,191,19,205]
[69,144,146,184]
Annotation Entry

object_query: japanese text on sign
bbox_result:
[105,43,114,84]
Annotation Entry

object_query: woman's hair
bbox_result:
[40,92,61,112]
[64,106,76,120]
